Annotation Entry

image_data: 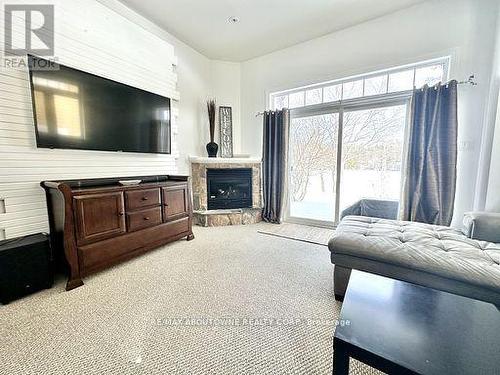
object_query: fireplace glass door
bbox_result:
[207,168,252,210]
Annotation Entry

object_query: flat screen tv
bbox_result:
[28,55,171,154]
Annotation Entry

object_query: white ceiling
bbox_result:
[119,0,427,62]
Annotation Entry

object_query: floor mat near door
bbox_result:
[258,222,334,246]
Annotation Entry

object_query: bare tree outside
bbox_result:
[289,105,406,221]
[289,114,338,202]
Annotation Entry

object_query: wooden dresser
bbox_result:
[41,175,194,291]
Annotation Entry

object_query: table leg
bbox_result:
[333,339,349,375]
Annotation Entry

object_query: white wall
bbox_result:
[239,0,499,225]
[0,0,212,239]
[210,60,241,154]
[97,0,213,173]
[165,40,211,170]
[486,94,500,211]
[484,7,500,212]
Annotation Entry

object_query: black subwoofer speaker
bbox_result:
[0,233,53,304]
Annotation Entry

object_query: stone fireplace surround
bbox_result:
[190,156,262,226]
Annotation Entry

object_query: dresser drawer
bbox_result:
[77,217,190,274]
[125,188,161,211]
[126,207,162,232]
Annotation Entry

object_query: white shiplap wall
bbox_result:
[0,0,181,239]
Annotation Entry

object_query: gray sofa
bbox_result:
[340,198,399,220]
[329,212,500,306]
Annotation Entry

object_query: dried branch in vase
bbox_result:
[207,99,216,142]
[206,99,218,157]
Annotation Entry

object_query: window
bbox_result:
[364,75,387,96]
[289,102,407,224]
[342,79,363,100]
[289,113,339,221]
[323,84,342,103]
[388,69,414,92]
[271,57,449,110]
[274,94,288,109]
[414,64,444,87]
[339,105,407,212]
[305,88,322,105]
[289,91,305,108]
[272,57,449,225]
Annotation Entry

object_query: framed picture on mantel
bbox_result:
[219,106,233,158]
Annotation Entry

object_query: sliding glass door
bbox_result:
[339,104,407,214]
[286,100,408,226]
[288,113,339,224]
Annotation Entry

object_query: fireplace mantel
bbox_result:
[189,156,261,164]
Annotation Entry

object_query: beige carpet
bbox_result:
[0,223,380,375]
[258,222,335,246]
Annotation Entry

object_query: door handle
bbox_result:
[118,211,124,216]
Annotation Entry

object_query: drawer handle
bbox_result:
[164,203,169,207]
[142,197,149,201]
[144,217,150,221]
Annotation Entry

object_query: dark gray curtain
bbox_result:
[401,81,458,226]
[262,109,289,223]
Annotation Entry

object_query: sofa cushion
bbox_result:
[340,199,399,220]
[462,212,500,243]
[329,216,500,295]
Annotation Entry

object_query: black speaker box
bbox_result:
[0,233,53,304]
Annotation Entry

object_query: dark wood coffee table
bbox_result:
[333,270,500,375]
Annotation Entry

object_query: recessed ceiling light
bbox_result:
[227,16,239,24]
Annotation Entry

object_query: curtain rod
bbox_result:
[456,74,477,86]
[255,75,477,116]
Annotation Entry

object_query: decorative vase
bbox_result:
[206,142,218,157]
[206,98,218,158]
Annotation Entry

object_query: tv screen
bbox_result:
[28,55,171,154]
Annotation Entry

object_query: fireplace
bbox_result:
[190,157,262,226]
[207,168,252,210]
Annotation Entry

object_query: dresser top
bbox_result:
[41,175,189,192]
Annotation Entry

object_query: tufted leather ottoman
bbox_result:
[329,216,500,305]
